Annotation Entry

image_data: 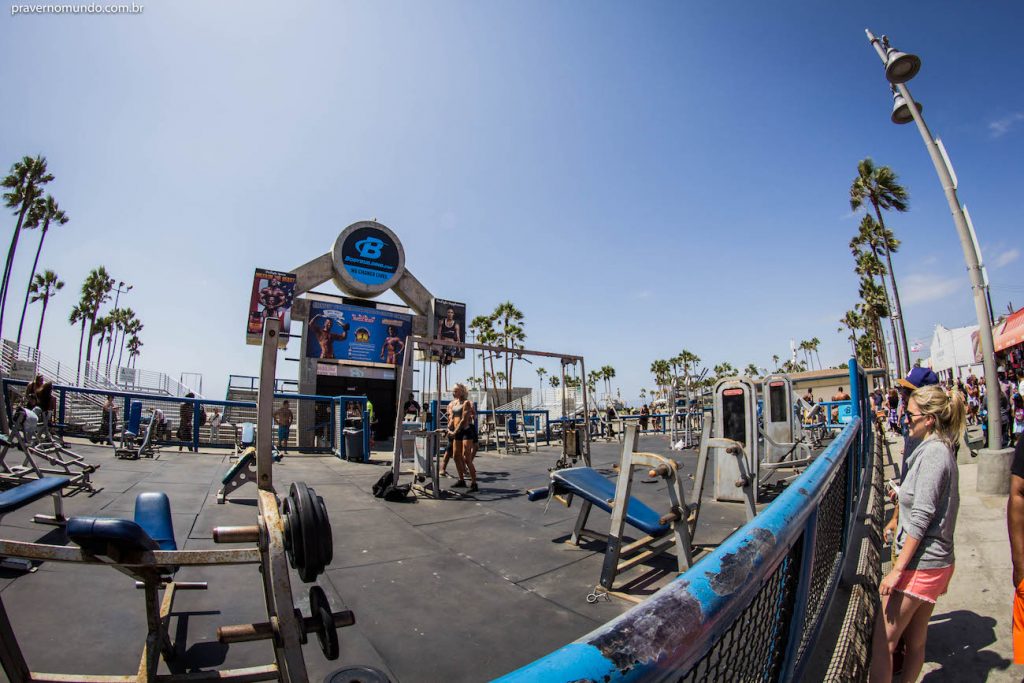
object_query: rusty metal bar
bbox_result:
[218,610,354,644]
[0,540,260,566]
[212,526,260,544]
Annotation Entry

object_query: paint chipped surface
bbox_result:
[587,581,702,674]
[706,527,775,595]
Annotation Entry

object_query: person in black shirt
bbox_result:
[1007,437,1024,664]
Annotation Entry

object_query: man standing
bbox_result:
[274,400,293,454]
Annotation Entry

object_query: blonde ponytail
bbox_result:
[911,385,967,447]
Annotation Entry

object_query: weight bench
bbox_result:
[0,475,70,526]
[235,422,256,456]
[66,492,208,671]
[218,447,257,503]
[528,426,696,602]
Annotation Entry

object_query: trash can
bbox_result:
[344,428,364,462]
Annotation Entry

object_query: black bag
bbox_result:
[383,483,412,502]
[372,470,394,498]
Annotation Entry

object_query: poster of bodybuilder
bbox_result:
[246,269,297,347]
[433,298,466,361]
[306,300,412,365]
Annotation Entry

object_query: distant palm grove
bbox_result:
[2,154,144,384]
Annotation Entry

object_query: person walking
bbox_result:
[870,385,965,683]
[446,383,478,492]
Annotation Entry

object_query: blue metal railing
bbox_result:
[498,359,873,682]
[2,379,370,461]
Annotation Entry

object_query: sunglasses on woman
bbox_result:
[906,411,928,422]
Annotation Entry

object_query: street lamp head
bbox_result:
[884,46,921,84]
[891,87,922,125]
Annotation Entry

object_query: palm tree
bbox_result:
[713,362,737,380]
[809,337,822,369]
[839,308,864,359]
[469,314,497,401]
[600,365,616,398]
[69,303,88,384]
[851,214,903,377]
[28,270,63,353]
[82,267,113,380]
[744,363,760,378]
[650,359,671,400]
[850,158,911,375]
[492,302,525,401]
[16,195,67,345]
[127,335,143,368]
[93,314,114,378]
[118,313,141,375]
[1,155,54,338]
[536,367,547,399]
[860,278,892,380]
[548,376,560,388]
[771,354,780,372]
[639,388,647,402]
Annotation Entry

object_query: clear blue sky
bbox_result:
[1,1,1022,401]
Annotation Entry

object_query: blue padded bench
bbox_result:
[548,467,669,538]
[67,492,177,559]
[0,476,71,523]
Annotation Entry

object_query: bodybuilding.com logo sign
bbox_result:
[354,237,385,260]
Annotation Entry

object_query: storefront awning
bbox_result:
[995,308,1024,353]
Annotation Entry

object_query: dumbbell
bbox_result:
[218,585,353,661]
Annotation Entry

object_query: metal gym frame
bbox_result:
[0,320,353,682]
[391,336,591,495]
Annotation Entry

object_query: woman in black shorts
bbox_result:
[446,383,478,492]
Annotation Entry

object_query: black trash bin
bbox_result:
[344,428,364,462]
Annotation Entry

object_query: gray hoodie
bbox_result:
[895,436,959,569]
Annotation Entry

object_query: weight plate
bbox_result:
[282,485,304,574]
[305,485,333,571]
[309,585,339,661]
[323,666,390,683]
[293,482,319,583]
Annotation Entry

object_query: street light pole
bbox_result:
[865,29,1003,449]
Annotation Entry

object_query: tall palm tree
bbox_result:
[851,158,911,375]
[81,267,113,379]
[600,365,616,398]
[851,214,902,377]
[744,363,760,378]
[771,354,780,371]
[29,270,63,353]
[536,367,547,397]
[469,314,497,400]
[1,155,53,337]
[127,335,143,368]
[492,302,525,401]
[809,337,822,370]
[839,308,864,359]
[650,359,671,401]
[16,195,67,345]
[860,278,892,380]
[115,309,139,374]
[713,362,737,380]
[69,302,88,384]
[93,314,114,378]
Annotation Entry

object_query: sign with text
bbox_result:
[246,268,296,347]
[306,301,412,366]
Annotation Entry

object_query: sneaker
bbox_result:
[452,480,467,489]
[440,471,452,478]
[467,483,478,493]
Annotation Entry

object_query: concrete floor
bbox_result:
[0,434,785,681]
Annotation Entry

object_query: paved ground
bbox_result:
[878,429,1021,682]
[0,433,769,682]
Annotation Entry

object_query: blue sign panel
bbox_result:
[339,227,401,287]
[306,301,412,366]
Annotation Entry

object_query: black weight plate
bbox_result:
[301,484,325,579]
[282,485,303,573]
[305,485,333,571]
[309,585,339,661]
[323,666,390,683]
[293,481,318,582]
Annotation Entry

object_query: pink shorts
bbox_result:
[892,564,955,603]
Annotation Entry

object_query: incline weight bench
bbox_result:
[0,476,72,571]
[529,426,697,602]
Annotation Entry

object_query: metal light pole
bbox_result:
[865,29,1003,449]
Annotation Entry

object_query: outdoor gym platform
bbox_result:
[0,433,793,681]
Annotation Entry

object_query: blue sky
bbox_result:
[1,1,1022,401]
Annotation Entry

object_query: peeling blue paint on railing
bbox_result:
[497,359,872,683]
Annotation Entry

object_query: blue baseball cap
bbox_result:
[898,366,939,390]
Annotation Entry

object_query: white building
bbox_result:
[927,323,983,381]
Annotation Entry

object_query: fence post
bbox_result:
[58,388,66,433]
[362,400,370,462]
[193,400,201,452]
[778,511,818,679]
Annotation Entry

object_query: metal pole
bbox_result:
[866,29,1002,448]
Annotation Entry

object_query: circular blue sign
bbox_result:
[332,222,405,297]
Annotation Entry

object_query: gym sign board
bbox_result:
[332,221,406,298]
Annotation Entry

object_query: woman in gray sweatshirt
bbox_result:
[870,384,966,683]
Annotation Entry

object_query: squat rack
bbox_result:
[391,336,590,491]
